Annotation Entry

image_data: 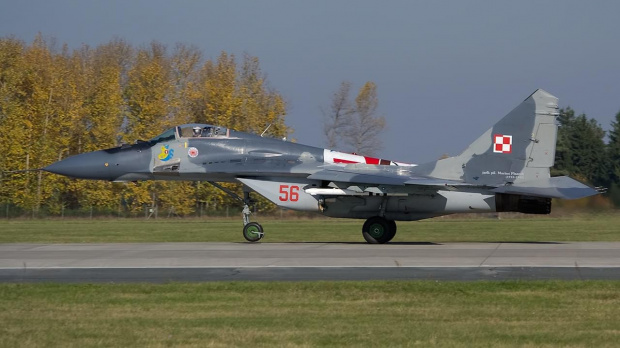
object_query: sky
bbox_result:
[1,0,619,163]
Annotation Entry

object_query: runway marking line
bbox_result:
[2,265,620,270]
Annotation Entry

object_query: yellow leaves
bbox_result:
[124,45,176,142]
[200,52,238,127]
[197,52,288,137]
[157,182,197,216]
[0,37,290,216]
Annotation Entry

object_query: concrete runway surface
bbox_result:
[1,242,620,282]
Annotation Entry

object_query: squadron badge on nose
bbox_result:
[158,145,174,161]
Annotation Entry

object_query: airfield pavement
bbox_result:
[1,242,620,282]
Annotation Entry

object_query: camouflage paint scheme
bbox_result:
[44,90,599,242]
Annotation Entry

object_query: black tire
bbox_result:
[243,222,264,242]
[385,220,397,242]
[362,216,392,244]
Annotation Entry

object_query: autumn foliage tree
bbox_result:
[0,35,288,216]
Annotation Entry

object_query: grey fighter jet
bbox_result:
[44,89,600,243]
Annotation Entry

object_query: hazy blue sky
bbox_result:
[1,0,619,162]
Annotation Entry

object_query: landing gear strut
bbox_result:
[208,182,264,242]
[362,216,397,244]
[241,191,263,242]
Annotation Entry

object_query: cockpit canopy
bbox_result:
[148,124,230,144]
[178,124,228,138]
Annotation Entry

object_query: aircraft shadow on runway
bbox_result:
[241,241,442,245]
[237,241,566,245]
[482,241,566,244]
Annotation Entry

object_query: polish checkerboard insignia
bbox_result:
[493,134,512,153]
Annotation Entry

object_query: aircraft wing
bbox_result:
[307,164,473,188]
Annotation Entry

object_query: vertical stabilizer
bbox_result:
[415,89,560,186]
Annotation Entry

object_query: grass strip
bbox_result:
[1,281,619,347]
[1,214,620,243]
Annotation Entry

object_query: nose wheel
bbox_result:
[243,222,264,242]
[208,181,265,242]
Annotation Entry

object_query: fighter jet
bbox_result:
[44,89,600,243]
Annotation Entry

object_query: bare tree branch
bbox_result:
[322,81,354,149]
[342,81,385,156]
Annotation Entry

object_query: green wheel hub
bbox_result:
[243,222,264,242]
[246,225,260,236]
[368,223,385,238]
[362,217,395,244]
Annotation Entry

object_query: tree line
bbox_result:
[1,35,619,218]
[554,107,620,206]
[0,35,288,217]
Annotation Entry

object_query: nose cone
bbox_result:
[44,150,113,180]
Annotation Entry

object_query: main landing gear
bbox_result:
[208,182,264,242]
[362,216,397,244]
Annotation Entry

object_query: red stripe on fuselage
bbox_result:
[364,156,380,165]
[333,158,361,164]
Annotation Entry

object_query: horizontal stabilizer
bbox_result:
[491,176,599,200]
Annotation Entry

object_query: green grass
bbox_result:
[1,281,619,347]
[1,214,620,243]
[2,217,619,347]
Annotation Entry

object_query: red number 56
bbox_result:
[279,185,299,201]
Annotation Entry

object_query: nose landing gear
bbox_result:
[241,195,263,242]
[208,181,264,242]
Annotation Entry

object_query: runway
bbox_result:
[1,242,620,282]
